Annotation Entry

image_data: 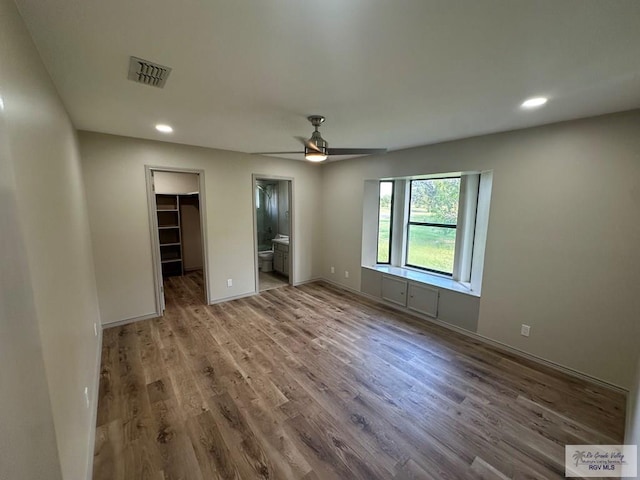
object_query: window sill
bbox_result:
[367,264,480,297]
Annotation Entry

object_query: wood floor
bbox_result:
[93,271,626,479]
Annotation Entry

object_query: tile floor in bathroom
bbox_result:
[259,270,288,291]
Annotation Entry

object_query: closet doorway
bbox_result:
[253,175,293,292]
[146,167,209,313]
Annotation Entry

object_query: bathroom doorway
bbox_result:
[252,175,293,292]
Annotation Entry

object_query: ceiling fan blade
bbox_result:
[251,151,304,155]
[259,117,386,159]
[306,140,323,153]
[295,136,323,153]
[327,148,387,156]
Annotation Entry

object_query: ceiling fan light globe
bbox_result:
[305,152,328,162]
[304,146,328,162]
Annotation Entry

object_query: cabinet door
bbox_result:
[361,268,382,298]
[407,283,439,318]
[283,253,289,276]
[381,276,407,306]
[274,251,284,273]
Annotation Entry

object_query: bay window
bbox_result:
[369,171,490,292]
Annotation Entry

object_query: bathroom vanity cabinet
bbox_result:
[273,241,289,276]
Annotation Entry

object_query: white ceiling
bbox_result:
[14,0,640,160]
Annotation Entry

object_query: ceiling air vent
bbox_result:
[127,56,172,88]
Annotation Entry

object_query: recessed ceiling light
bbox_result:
[155,124,173,133]
[521,97,548,109]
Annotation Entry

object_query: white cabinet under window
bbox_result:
[361,267,478,332]
[407,283,439,318]
[381,275,439,316]
[382,275,407,306]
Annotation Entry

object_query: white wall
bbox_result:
[625,356,640,474]
[79,131,323,324]
[321,110,640,389]
[0,19,60,479]
[278,180,290,236]
[180,195,203,271]
[154,170,199,194]
[1,1,102,479]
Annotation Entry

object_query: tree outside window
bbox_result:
[377,181,393,263]
[406,178,460,275]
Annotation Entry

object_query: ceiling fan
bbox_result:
[253,115,387,162]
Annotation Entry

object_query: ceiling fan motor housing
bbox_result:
[252,114,386,158]
[307,115,325,128]
[309,130,328,152]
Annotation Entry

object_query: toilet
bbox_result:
[258,250,274,272]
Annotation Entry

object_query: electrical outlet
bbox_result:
[330,266,335,274]
[84,386,90,408]
[521,324,531,337]
[345,271,349,279]
[227,279,233,287]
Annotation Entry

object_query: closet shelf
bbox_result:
[157,193,184,277]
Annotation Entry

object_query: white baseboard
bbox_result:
[292,276,323,287]
[85,325,103,480]
[208,291,257,305]
[102,312,159,329]
[459,329,628,394]
[317,278,628,394]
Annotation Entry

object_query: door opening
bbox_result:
[253,175,293,292]
[146,168,210,313]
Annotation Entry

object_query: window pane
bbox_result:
[406,225,456,274]
[410,178,460,225]
[377,181,393,263]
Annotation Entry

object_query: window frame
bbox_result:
[363,171,491,296]
[376,180,394,264]
[405,176,461,276]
